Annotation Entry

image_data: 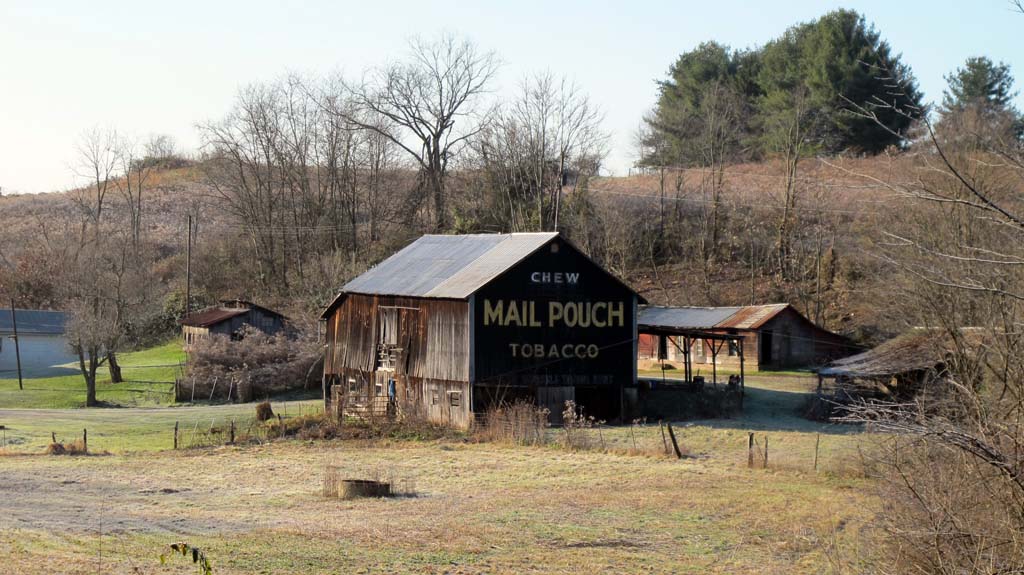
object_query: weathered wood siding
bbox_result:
[323,294,472,428]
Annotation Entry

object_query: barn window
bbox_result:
[261,316,275,332]
[728,340,739,356]
[448,391,462,408]
[431,390,439,405]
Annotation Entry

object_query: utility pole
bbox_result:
[185,214,192,319]
[9,299,23,390]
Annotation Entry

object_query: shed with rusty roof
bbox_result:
[637,303,853,371]
[321,232,643,427]
[180,299,287,348]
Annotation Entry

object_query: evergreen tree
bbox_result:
[942,56,1018,113]
[936,57,1022,146]
[642,41,758,166]
[759,9,922,154]
[643,9,923,163]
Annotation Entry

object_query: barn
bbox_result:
[637,304,852,371]
[181,299,287,348]
[320,232,643,428]
[0,308,76,375]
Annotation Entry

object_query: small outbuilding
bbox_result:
[0,308,76,374]
[817,327,987,399]
[320,232,644,428]
[181,299,286,348]
[638,304,852,371]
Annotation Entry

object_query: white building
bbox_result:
[0,309,77,376]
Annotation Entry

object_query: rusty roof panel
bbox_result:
[180,307,247,328]
[716,304,790,329]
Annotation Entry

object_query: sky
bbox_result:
[1,0,1022,194]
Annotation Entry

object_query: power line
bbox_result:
[583,185,890,217]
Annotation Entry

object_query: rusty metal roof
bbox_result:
[180,307,248,328]
[342,233,558,299]
[0,309,66,335]
[716,303,790,329]
[639,303,797,331]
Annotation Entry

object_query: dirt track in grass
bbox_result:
[0,437,881,574]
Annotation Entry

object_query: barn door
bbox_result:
[760,331,773,366]
[537,386,575,425]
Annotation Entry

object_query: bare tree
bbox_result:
[339,34,499,230]
[114,136,152,254]
[73,127,119,236]
[834,31,1024,570]
[475,72,607,232]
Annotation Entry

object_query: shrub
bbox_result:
[255,400,275,421]
[46,439,87,455]
[562,400,603,450]
[185,326,320,402]
[476,400,549,445]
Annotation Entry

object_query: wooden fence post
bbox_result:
[747,433,755,468]
[82,428,87,453]
[51,431,56,444]
[174,421,179,450]
[277,414,283,437]
[763,435,769,468]
[666,423,683,459]
[229,420,235,445]
[659,420,669,455]
[814,433,820,472]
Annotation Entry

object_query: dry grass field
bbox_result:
[0,376,883,574]
[0,438,879,574]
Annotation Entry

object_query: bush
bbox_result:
[255,400,275,421]
[184,326,320,402]
[476,400,549,445]
[46,439,87,455]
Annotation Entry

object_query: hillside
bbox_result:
[1,151,1014,343]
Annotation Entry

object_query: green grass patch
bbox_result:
[0,399,322,453]
[0,341,185,409]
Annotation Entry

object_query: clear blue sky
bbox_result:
[1,0,1021,194]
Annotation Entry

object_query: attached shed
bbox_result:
[321,232,644,428]
[0,309,76,374]
[638,304,852,371]
[181,300,287,348]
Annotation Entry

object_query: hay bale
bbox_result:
[255,400,275,422]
